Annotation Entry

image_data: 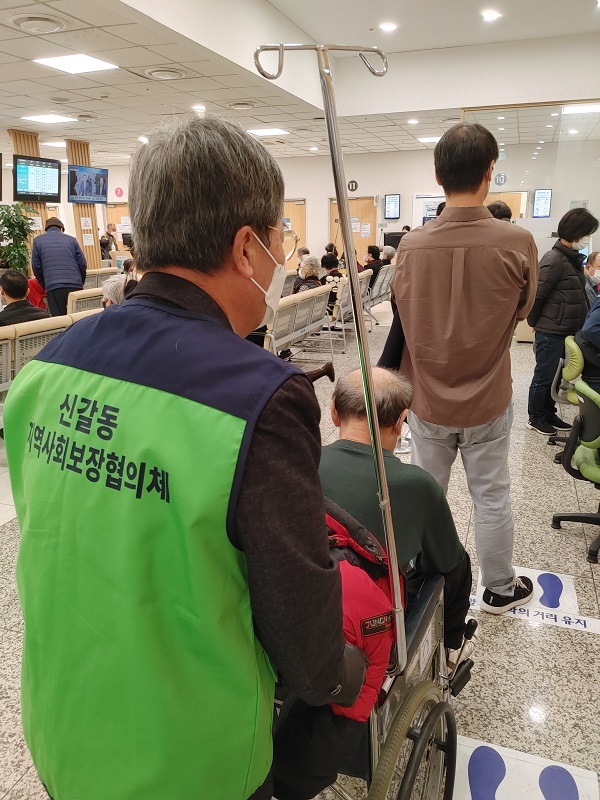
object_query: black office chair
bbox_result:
[552,378,600,563]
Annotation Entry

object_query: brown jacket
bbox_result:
[392,206,538,427]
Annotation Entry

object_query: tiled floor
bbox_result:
[1,302,599,798]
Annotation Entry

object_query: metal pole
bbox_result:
[255,43,406,674]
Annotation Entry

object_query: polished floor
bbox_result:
[1,304,599,798]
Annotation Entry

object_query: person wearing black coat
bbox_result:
[0,270,50,326]
[527,208,599,434]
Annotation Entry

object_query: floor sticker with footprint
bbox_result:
[472,567,579,614]
[455,737,599,800]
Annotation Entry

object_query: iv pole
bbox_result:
[254,43,407,674]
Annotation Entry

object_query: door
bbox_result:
[484,191,528,220]
[329,196,377,261]
[106,203,131,247]
[283,199,307,250]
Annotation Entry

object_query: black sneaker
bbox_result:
[546,415,572,431]
[527,420,557,435]
[480,576,534,614]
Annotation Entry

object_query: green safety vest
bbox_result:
[5,300,298,799]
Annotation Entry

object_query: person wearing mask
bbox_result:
[364,244,383,289]
[31,217,87,316]
[487,200,512,221]
[388,122,539,615]
[321,252,344,313]
[293,255,321,293]
[4,114,365,800]
[100,223,120,260]
[381,245,396,266]
[296,246,309,270]
[0,270,50,325]
[527,208,599,435]
[584,251,600,307]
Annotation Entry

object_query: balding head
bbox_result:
[332,368,413,429]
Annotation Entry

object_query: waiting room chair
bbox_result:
[552,378,600,563]
[548,335,583,450]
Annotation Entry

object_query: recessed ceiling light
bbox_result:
[407,119,419,125]
[546,124,553,128]
[499,142,505,145]
[379,22,397,32]
[34,54,118,74]
[60,158,68,163]
[418,136,441,143]
[11,14,65,34]
[247,128,290,136]
[563,103,600,114]
[569,129,579,134]
[41,141,66,147]
[538,140,545,143]
[482,9,502,22]
[525,170,530,172]
[500,148,505,152]
[192,104,206,113]
[532,157,537,160]
[22,113,76,124]
[227,101,257,111]
[309,146,319,151]
[551,112,559,117]
[4,162,11,167]
[138,135,149,144]
[497,116,505,120]
[521,181,524,184]
[498,127,505,131]
[145,67,186,80]
[536,147,541,150]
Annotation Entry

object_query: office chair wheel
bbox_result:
[367,681,456,800]
[551,520,561,529]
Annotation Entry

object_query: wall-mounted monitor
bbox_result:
[384,193,400,219]
[533,189,552,219]
[68,165,108,204]
[13,155,61,203]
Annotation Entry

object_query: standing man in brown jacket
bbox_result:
[391,123,539,615]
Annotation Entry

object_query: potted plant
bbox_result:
[0,203,36,274]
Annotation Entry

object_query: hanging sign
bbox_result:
[348,180,358,192]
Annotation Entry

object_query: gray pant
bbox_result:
[408,405,516,596]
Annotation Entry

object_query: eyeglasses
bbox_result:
[269,225,299,263]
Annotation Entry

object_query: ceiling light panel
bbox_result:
[22,114,76,123]
[247,128,290,136]
[563,104,600,115]
[481,9,502,22]
[34,54,118,74]
[379,22,397,32]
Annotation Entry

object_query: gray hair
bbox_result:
[301,254,320,278]
[382,245,396,262]
[102,275,125,305]
[130,114,284,274]
[333,367,413,428]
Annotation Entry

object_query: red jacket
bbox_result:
[324,502,400,723]
[27,278,46,310]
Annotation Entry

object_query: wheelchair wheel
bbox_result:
[367,681,456,800]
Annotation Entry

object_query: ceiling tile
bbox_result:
[91,46,168,68]
[46,0,136,26]
[0,35,77,58]
[100,23,175,47]
[34,74,102,90]
[40,27,130,52]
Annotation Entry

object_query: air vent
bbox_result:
[227,101,257,111]
[11,14,65,34]
[77,113,98,121]
[442,117,461,124]
[144,67,186,80]
[50,96,71,104]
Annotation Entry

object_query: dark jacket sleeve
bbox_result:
[527,258,563,328]
[581,295,600,350]
[235,374,358,706]
[31,239,43,285]
[74,240,87,280]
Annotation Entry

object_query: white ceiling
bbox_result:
[0,0,596,167]
[268,0,600,54]
[464,105,600,145]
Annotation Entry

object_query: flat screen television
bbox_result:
[68,165,108,204]
[13,155,61,203]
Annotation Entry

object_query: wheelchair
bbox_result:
[328,577,474,800]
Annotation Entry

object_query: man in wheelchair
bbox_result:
[320,367,473,662]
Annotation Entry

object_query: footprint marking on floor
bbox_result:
[538,764,579,800]
[468,745,506,799]
[537,572,564,609]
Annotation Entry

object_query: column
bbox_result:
[65,139,101,270]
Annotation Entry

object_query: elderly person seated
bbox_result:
[0,270,50,325]
[319,367,473,662]
[102,274,126,307]
[293,255,321,294]
[381,245,396,266]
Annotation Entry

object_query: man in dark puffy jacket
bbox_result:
[527,208,599,435]
[31,217,87,316]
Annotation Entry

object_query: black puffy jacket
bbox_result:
[527,241,588,334]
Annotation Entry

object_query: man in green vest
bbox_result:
[5,114,366,800]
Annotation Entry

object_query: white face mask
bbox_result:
[250,232,288,328]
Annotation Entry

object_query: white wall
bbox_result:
[335,33,600,116]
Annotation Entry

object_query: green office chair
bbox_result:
[548,336,584,449]
[552,378,600,563]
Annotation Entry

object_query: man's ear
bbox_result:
[231,225,257,280]
[394,409,408,436]
[485,160,495,183]
[331,400,341,428]
[435,172,443,188]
